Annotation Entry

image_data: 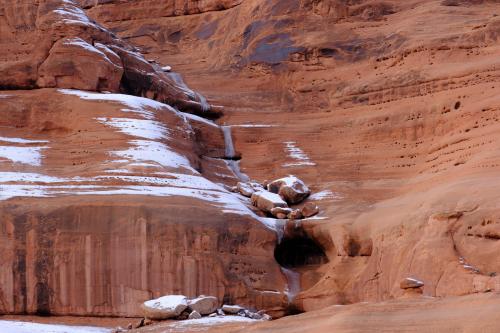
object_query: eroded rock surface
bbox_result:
[82,0,500,319]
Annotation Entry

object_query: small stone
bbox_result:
[249,312,262,320]
[177,309,191,320]
[221,304,245,314]
[208,313,217,317]
[188,310,202,319]
[301,202,319,218]
[237,182,264,197]
[288,209,303,220]
[270,207,293,219]
[262,314,272,321]
[400,277,424,289]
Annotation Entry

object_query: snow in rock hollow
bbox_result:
[58,89,177,120]
[0,321,111,333]
[168,315,257,329]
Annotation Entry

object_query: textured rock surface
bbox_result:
[0,89,287,317]
[83,0,500,325]
[188,296,219,315]
[142,295,188,320]
[2,0,500,331]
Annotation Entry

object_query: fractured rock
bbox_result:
[237,181,264,197]
[37,37,124,91]
[301,202,319,218]
[400,277,424,289]
[188,310,202,319]
[267,176,311,204]
[188,296,218,315]
[221,304,245,314]
[142,295,188,320]
[251,191,288,213]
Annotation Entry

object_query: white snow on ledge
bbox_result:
[168,315,257,329]
[0,146,48,166]
[59,89,173,117]
[0,137,48,144]
[0,320,111,333]
[96,117,169,140]
[283,141,316,168]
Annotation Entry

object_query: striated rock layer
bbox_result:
[0,89,287,317]
[85,0,500,317]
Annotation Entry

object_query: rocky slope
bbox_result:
[1,0,500,331]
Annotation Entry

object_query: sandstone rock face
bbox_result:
[3,0,500,330]
[142,295,188,320]
[251,191,288,213]
[0,89,287,317]
[0,0,212,116]
[82,0,500,319]
[188,296,218,315]
[37,37,123,91]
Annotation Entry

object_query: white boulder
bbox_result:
[141,295,188,320]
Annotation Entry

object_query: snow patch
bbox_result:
[0,146,48,166]
[112,140,194,172]
[168,315,257,329]
[309,190,338,201]
[96,117,169,140]
[283,141,316,167]
[0,137,48,144]
[0,320,111,333]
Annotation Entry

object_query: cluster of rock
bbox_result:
[140,295,271,324]
[234,175,319,220]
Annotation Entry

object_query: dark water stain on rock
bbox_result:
[196,21,219,40]
[248,33,306,65]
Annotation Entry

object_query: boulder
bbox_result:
[221,304,245,314]
[251,191,288,213]
[237,182,264,197]
[288,209,304,220]
[37,37,123,92]
[267,176,311,204]
[188,310,202,319]
[188,296,218,315]
[301,202,319,218]
[271,207,293,219]
[400,277,424,289]
[141,295,188,320]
